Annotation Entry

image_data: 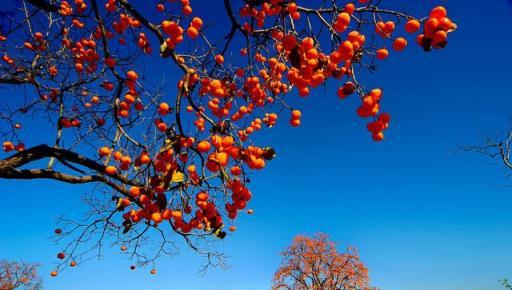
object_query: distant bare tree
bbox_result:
[461,125,512,178]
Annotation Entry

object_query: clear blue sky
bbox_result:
[1,1,512,290]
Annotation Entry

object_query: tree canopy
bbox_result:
[273,234,374,290]
[0,0,456,275]
[0,261,41,290]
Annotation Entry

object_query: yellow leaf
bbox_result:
[171,171,184,183]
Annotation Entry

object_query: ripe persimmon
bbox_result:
[121,156,131,165]
[172,210,182,219]
[424,18,439,37]
[126,70,138,81]
[405,19,421,33]
[230,166,242,175]
[105,165,117,175]
[98,146,111,156]
[151,212,163,223]
[344,3,355,14]
[291,109,301,119]
[182,5,192,15]
[157,122,167,132]
[343,82,356,95]
[196,191,208,201]
[430,6,447,19]
[392,37,407,51]
[370,88,382,100]
[372,131,384,142]
[337,87,347,99]
[187,27,198,39]
[2,141,14,152]
[222,136,234,148]
[191,17,203,29]
[129,186,140,197]
[197,140,211,152]
[289,119,301,127]
[162,209,172,220]
[282,34,297,51]
[376,48,389,60]
[439,17,454,31]
[432,30,448,48]
[158,102,170,115]
[105,57,116,68]
[337,12,351,26]
[215,54,224,64]
[140,153,151,164]
[378,112,391,124]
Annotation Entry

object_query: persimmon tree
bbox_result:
[273,233,374,290]
[0,0,457,275]
[0,261,42,290]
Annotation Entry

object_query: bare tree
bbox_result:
[461,126,512,177]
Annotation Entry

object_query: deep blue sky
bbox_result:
[1,1,512,290]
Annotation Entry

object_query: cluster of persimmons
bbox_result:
[0,0,455,275]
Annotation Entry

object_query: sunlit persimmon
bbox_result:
[98,146,111,156]
[187,27,198,38]
[126,70,138,81]
[162,209,172,220]
[140,153,151,164]
[405,19,421,33]
[424,18,439,37]
[337,12,351,26]
[197,140,211,152]
[432,30,448,48]
[230,166,241,175]
[151,212,163,223]
[215,54,224,64]
[129,186,140,197]
[172,210,182,219]
[392,37,407,51]
[105,165,117,175]
[344,3,355,14]
[372,131,384,142]
[158,102,170,115]
[430,6,447,19]
[376,48,389,60]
